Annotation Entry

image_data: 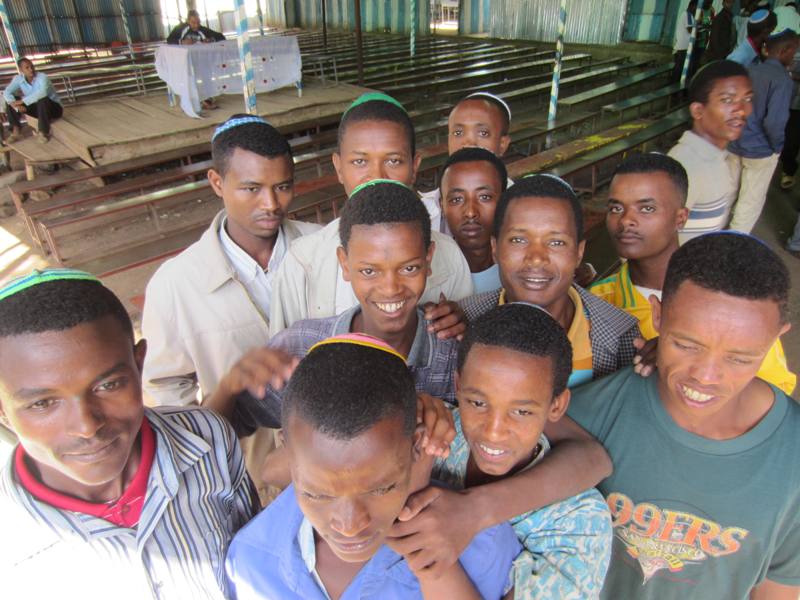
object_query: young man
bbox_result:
[421,92,513,234]
[728,29,799,234]
[0,269,257,599]
[569,233,800,599]
[3,58,63,143]
[430,303,612,599]
[141,115,320,501]
[269,93,472,335]
[727,8,776,65]
[208,180,461,433]
[672,1,697,83]
[225,334,521,600]
[704,0,736,63]
[440,147,508,293]
[459,175,641,386]
[591,152,795,394]
[167,9,225,44]
[668,60,753,242]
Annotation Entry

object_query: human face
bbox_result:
[690,76,753,148]
[441,160,502,256]
[447,99,511,156]
[458,344,568,478]
[332,120,420,195]
[492,196,585,312]
[0,316,146,501]
[188,15,201,31]
[652,281,789,434]
[208,148,294,242]
[288,415,418,562]
[19,60,35,81]
[338,222,433,338]
[606,172,688,261]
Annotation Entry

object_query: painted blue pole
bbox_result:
[118,0,135,61]
[234,0,257,114]
[0,0,21,71]
[546,0,567,147]
[410,0,416,57]
[256,0,265,36]
[680,5,704,88]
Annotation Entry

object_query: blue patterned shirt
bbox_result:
[433,410,613,600]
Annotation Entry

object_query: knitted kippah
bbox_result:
[212,115,270,141]
[308,332,407,363]
[343,92,407,117]
[0,268,100,302]
[348,178,412,198]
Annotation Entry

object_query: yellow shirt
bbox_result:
[590,263,796,395]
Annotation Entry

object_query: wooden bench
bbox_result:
[559,64,672,111]
[601,83,684,123]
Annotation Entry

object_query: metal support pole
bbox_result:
[354,0,364,85]
[119,0,136,61]
[321,0,327,50]
[234,0,257,114]
[546,0,567,147]
[410,0,416,57]
[0,0,21,69]
[680,5,704,89]
[256,0,265,36]
[40,0,58,53]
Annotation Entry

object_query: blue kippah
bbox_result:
[212,115,270,141]
[749,9,769,24]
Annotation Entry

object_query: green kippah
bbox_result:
[0,268,100,302]
[343,92,407,117]
[348,178,411,198]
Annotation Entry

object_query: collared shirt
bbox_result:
[461,285,640,381]
[298,517,332,600]
[3,72,61,106]
[566,286,594,388]
[219,216,286,318]
[433,411,613,600]
[225,483,521,600]
[669,130,740,242]
[589,262,797,395]
[729,57,795,158]
[231,305,460,435]
[0,407,258,600]
[472,263,501,294]
[727,38,760,66]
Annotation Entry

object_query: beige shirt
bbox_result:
[142,210,321,405]
[268,217,474,335]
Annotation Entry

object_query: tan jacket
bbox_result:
[142,210,321,405]
[268,217,474,335]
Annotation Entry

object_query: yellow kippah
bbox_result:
[308,333,407,364]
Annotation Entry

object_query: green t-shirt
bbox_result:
[568,367,800,599]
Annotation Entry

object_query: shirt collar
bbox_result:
[219,215,286,283]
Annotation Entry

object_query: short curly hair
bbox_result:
[282,341,417,441]
[211,113,293,176]
[688,60,750,105]
[457,303,572,399]
[339,181,431,251]
[439,146,508,195]
[612,152,688,206]
[663,232,790,323]
[337,97,415,156]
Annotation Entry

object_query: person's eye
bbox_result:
[509,236,526,244]
[96,378,126,393]
[402,265,421,274]
[452,130,463,137]
[242,186,259,193]
[351,158,366,166]
[468,399,487,409]
[277,183,293,192]
[744,96,753,104]
[301,491,330,502]
[478,129,490,137]
[548,239,566,247]
[371,484,396,496]
[479,193,493,202]
[359,268,375,277]
[729,356,754,366]
[386,158,402,166]
[513,409,533,417]
[673,340,697,352]
[641,206,656,213]
[448,196,464,205]
[28,398,57,411]
[608,205,622,214]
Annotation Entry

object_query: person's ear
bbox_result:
[498,134,511,156]
[576,238,587,265]
[0,402,11,432]
[676,206,689,230]
[134,338,147,374]
[332,152,344,185]
[409,423,434,492]
[425,240,435,277]
[336,246,351,281]
[689,101,704,123]
[650,295,663,334]
[207,168,224,198]
[779,321,792,338]
[548,387,571,422]
[411,151,422,186]
[491,235,498,263]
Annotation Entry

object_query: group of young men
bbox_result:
[1,61,799,600]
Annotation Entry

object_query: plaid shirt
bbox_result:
[231,305,459,435]
[458,285,641,380]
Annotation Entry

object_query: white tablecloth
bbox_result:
[155,36,303,118]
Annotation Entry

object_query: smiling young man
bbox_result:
[142,115,320,501]
[440,147,508,293]
[668,60,753,242]
[225,335,520,600]
[269,93,472,337]
[569,233,800,600]
[0,270,256,600]
[429,303,612,599]
[591,152,796,394]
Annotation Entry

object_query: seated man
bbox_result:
[225,334,521,600]
[3,58,63,143]
[569,233,800,599]
[440,147,508,293]
[269,92,473,336]
[209,179,460,433]
[432,303,612,599]
[460,175,641,385]
[0,269,257,599]
[591,152,796,394]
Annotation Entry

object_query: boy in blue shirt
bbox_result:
[225,334,520,599]
[431,303,612,599]
[3,58,62,143]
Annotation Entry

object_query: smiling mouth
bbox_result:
[679,384,714,405]
[474,441,511,463]
[518,274,553,289]
[374,300,406,314]
[64,438,118,461]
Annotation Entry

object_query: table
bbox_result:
[155,36,302,118]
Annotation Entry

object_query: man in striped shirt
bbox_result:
[0,269,257,600]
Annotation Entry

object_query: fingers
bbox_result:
[419,394,455,457]
[633,336,659,378]
[396,486,441,522]
[227,348,299,396]
[424,301,467,340]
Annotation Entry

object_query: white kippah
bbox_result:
[465,92,512,122]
